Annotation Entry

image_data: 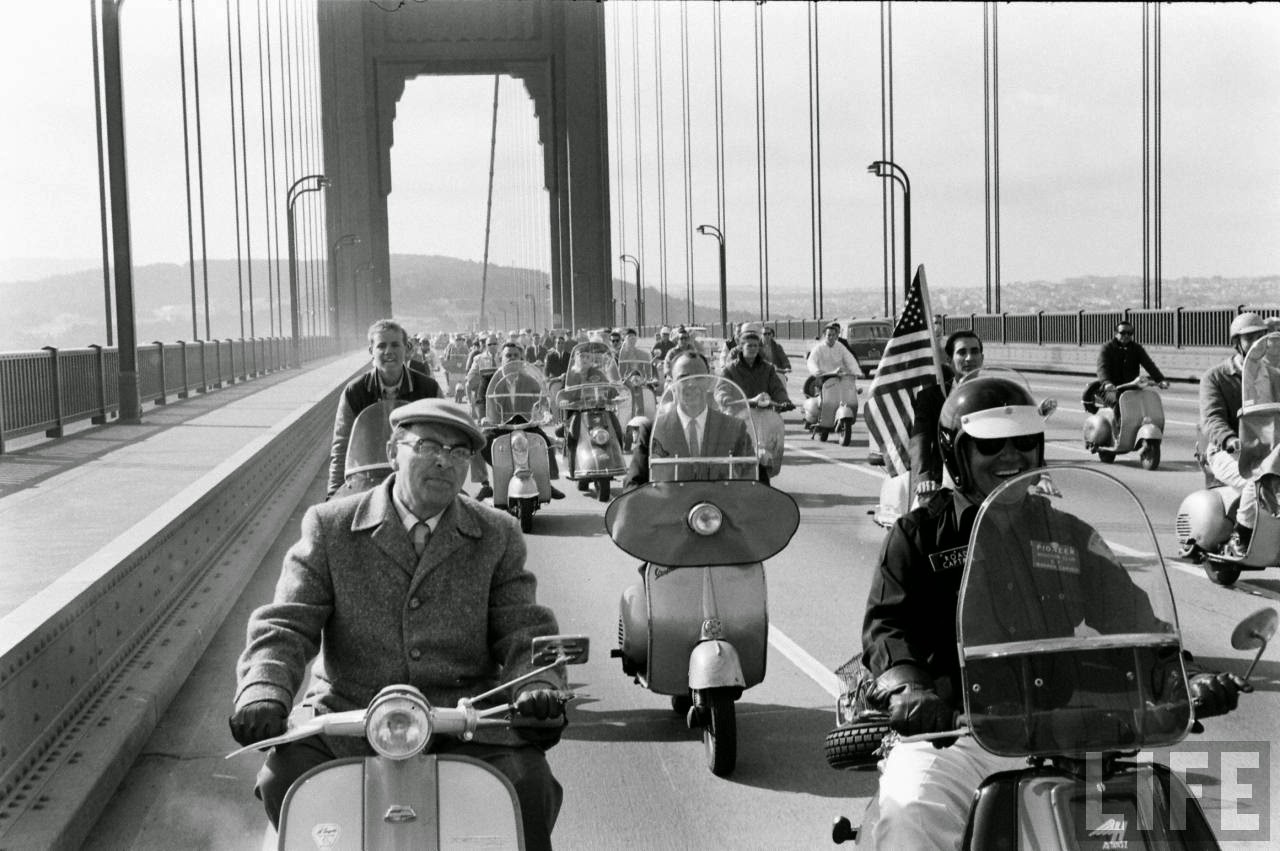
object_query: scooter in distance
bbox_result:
[483,361,556,533]
[606,375,800,776]
[617,353,660,451]
[228,635,588,851]
[1175,331,1280,586]
[1081,376,1168,468]
[803,371,859,445]
[558,341,627,501]
[832,467,1274,849]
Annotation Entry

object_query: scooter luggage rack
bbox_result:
[648,456,759,481]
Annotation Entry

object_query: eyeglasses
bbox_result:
[1117,329,1134,337]
[763,330,775,336]
[970,433,1041,456]
[396,437,473,462]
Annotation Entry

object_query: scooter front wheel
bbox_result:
[1097,449,1116,464]
[700,688,737,777]
[516,496,537,534]
[594,479,611,502]
[1203,558,1241,587]
[1139,439,1161,471]
[840,418,854,447]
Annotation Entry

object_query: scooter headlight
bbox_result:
[687,502,723,536]
[366,686,432,760]
[511,430,530,465]
[591,426,611,446]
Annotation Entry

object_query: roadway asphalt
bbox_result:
[80,371,1280,850]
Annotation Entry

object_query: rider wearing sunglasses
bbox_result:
[854,374,1245,848]
[1089,321,1168,416]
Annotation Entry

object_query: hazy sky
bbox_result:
[4,1,1280,305]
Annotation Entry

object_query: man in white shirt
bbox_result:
[806,321,861,395]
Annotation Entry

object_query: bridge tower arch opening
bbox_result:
[319,0,614,346]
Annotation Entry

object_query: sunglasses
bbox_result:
[971,433,1041,456]
[1117,330,1134,337]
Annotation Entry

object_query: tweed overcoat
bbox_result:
[235,475,562,749]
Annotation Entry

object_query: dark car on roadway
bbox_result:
[841,318,893,378]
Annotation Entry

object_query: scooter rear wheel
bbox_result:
[701,688,737,777]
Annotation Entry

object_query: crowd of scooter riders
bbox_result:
[229,310,1279,849]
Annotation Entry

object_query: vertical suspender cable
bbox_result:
[680,0,694,324]
[262,0,281,336]
[887,2,897,317]
[878,1,890,317]
[631,2,646,326]
[813,1,824,318]
[1142,3,1149,309]
[1154,2,1161,310]
[91,0,115,346]
[653,0,669,327]
[807,1,817,319]
[235,0,255,338]
[178,0,199,340]
[255,0,273,338]
[192,0,212,339]
[278,0,293,333]
[611,5,628,316]
[714,2,725,232]
[226,0,246,340]
[480,76,500,329]
[983,3,991,314]
[306,0,322,331]
[991,2,1001,314]
[752,0,762,318]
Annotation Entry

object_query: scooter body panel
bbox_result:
[688,639,746,690]
[571,410,626,478]
[278,754,524,851]
[749,407,786,477]
[963,763,1219,851]
[640,562,767,696]
[490,432,551,508]
[1175,487,1235,552]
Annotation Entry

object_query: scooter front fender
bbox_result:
[835,403,855,423]
[688,639,746,691]
[507,471,540,501]
[1137,422,1163,443]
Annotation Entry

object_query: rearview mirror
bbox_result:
[531,634,590,666]
[1231,607,1279,651]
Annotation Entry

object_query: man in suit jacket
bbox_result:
[231,399,568,851]
[624,352,754,488]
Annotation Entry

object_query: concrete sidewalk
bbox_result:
[0,352,366,622]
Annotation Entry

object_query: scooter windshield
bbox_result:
[1239,332,1280,480]
[649,375,759,482]
[957,467,1190,758]
[617,350,656,383]
[484,362,551,427]
[560,342,624,409]
[345,399,400,476]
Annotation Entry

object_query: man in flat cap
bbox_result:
[231,399,569,850]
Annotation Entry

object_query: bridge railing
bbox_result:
[0,336,338,453]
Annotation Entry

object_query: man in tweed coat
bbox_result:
[232,399,568,850]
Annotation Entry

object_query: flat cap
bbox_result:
[388,399,485,451]
[739,322,764,341]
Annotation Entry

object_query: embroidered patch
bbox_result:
[1030,540,1081,574]
[928,545,967,572]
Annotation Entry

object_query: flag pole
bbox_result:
[914,265,947,388]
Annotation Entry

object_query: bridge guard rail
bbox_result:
[0,382,340,849]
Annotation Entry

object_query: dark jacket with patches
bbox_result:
[862,490,975,701]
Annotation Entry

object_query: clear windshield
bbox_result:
[956,366,1034,393]
[1240,333,1280,479]
[560,342,624,409]
[957,467,1189,757]
[648,375,758,482]
[617,348,656,383]
[484,362,551,427]
[345,399,399,476]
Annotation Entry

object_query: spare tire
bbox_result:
[824,715,893,771]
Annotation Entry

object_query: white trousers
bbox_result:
[857,738,1023,850]
[1207,445,1257,529]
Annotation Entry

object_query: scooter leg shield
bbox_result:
[688,640,746,691]
[277,760,365,850]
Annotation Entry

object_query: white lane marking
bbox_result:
[785,442,889,481]
[769,624,843,698]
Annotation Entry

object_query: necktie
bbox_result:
[412,521,431,557]
[685,418,700,456]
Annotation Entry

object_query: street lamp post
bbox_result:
[867,160,911,308]
[512,300,521,330]
[695,225,727,337]
[330,233,360,342]
[525,293,537,332]
[287,174,329,366]
[620,254,642,330]
[354,262,374,338]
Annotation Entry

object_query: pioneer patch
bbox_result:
[928,545,967,573]
[1030,540,1081,574]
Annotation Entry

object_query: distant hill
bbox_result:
[2,255,1276,350]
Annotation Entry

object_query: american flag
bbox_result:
[862,266,944,478]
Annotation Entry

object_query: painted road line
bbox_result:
[786,441,889,481]
[769,624,843,698]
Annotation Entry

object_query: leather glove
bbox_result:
[228,699,288,747]
[1189,671,1248,719]
[514,688,570,720]
[888,686,955,738]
